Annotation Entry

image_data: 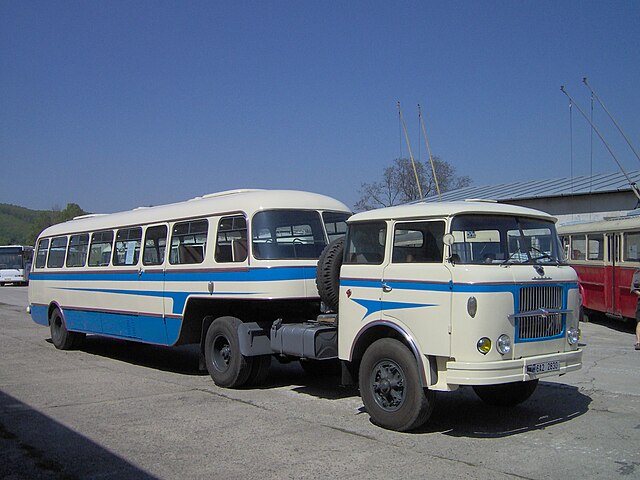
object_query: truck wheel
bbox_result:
[204,316,252,388]
[316,237,344,312]
[472,379,539,407]
[359,338,435,432]
[50,308,83,350]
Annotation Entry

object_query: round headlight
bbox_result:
[497,334,512,355]
[567,327,579,345]
[477,337,491,355]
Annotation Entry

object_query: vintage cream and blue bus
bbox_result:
[29,192,583,431]
[28,189,351,379]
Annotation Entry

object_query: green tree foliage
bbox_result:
[0,204,40,245]
[28,203,87,244]
[0,203,87,245]
[355,156,471,211]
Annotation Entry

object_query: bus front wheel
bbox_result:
[204,316,252,388]
[359,338,435,432]
[49,308,84,350]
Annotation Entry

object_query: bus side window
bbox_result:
[66,234,89,267]
[113,227,143,266]
[571,235,586,261]
[88,231,114,267]
[170,219,208,265]
[143,225,168,266]
[624,231,640,261]
[47,237,68,268]
[587,234,604,261]
[215,215,247,263]
[35,239,49,269]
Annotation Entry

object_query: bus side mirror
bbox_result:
[443,233,455,246]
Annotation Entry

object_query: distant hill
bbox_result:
[0,203,87,245]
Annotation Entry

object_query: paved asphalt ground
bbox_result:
[0,286,639,480]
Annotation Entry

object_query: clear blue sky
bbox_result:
[2,1,639,213]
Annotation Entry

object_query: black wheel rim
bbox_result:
[370,359,406,412]
[212,334,232,373]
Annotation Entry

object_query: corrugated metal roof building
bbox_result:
[423,170,640,225]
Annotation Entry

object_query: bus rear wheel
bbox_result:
[472,379,539,407]
[204,316,252,388]
[49,308,84,350]
[359,338,435,432]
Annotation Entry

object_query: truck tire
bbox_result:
[204,316,252,388]
[316,237,344,312]
[359,338,435,432]
[472,380,539,407]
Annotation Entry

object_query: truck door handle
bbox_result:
[382,283,393,293]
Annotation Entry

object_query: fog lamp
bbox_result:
[477,337,491,355]
[467,296,478,318]
[567,327,579,345]
[496,334,511,355]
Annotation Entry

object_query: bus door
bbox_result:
[381,220,451,357]
[605,233,620,317]
[139,225,169,343]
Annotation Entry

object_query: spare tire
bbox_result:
[316,237,345,312]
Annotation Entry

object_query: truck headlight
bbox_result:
[496,334,511,355]
[567,327,579,345]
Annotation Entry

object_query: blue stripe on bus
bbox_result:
[28,266,317,283]
[342,278,578,295]
[64,309,170,345]
[55,287,259,314]
[352,298,438,317]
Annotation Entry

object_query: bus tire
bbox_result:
[204,316,252,388]
[49,308,81,350]
[316,237,345,312]
[472,379,539,407]
[359,338,435,432]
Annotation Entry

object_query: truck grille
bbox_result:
[517,286,564,340]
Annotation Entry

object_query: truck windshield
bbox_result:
[449,215,565,265]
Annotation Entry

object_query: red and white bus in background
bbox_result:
[558,214,640,321]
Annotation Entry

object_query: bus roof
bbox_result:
[38,189,351,238]
[557,214,640,235]
[348,200,557,223]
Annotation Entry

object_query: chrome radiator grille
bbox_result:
[517,286,564,340]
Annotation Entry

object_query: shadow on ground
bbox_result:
[409,381,591,437]
[0,390,158,480]
[62,336,591,437]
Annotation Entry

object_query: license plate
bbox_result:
[526,360,560,374]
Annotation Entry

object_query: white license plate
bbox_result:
[527,360,560,374]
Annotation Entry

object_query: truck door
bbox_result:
[381,220,452,357]
[338,221,388,358]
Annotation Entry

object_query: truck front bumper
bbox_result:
[445,349,582,386]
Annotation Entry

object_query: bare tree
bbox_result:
[355,156,471,211]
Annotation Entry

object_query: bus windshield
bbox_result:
[252,210,349,260]
[0,248,23,269]
[450,215,564,265]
